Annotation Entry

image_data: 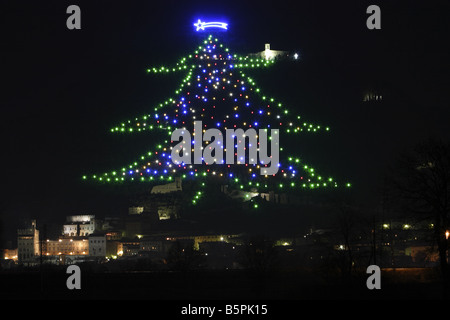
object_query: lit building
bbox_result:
[3,248,18,261]
[140,237,174,254]
[163,233,242,251]
[128,206,144,215]
[44,238,89,256]
[105,231,123,240]
[17,220,40,264]
[63,215,97,237]
[363,91,382,102]
[121,241,141,256]
[107,241,123,258]
[248,43,293,61]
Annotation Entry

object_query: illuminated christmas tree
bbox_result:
[83,21,350,207]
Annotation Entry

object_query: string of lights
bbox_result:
[83,34,350,207]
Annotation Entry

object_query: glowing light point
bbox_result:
[194,19,228,31]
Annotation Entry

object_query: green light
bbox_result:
[85,34,347,191]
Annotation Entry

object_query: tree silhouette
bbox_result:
[387,137,450,297]
[166,240,204,272]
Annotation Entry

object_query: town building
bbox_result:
[89,234,107,257]
[248,43,296,61]
[17,219,40,265]
[45,238,88,256]
[2,248,18,261]
[63,215,98,237]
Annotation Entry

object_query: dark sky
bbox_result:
[1,0,450,244]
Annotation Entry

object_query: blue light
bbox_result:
[194,19,228,31]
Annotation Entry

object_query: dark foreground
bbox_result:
[0,268,446,300]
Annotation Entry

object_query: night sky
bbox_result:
[1,0,450,245]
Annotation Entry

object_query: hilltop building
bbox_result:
[247,43,299,61]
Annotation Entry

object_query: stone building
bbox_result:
[63,215,98,237]
[17,219,40,264]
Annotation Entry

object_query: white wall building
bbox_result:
[63,215,97,237]
[89,235,106,257]
[248,43,291,61]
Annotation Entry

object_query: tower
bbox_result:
[17,219,40,265]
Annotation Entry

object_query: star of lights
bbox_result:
[194,19,228,31]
